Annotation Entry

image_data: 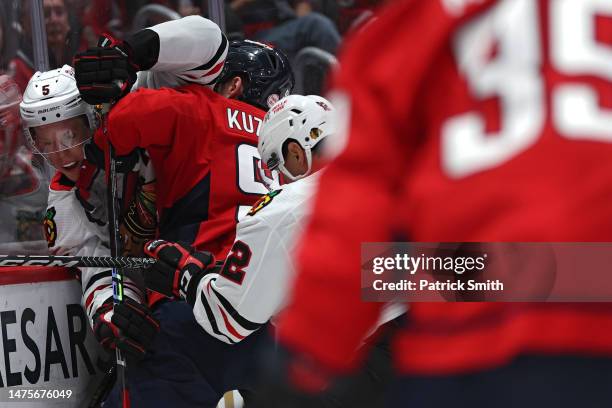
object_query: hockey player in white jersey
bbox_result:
[144,94,333,342]
[138,94,332,407]
[144,94,401,407]
[20,65,157,359]
[19,15,228,366]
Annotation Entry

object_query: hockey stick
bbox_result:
[0,254,155,268]
[107,139,130,407]
[87,363,116,408]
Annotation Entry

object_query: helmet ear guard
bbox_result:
[258,95,335,181]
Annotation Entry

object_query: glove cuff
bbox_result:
[184,261,221,306]
[94,294,142,318]
[124,29,160,71]
[93,299,114,317]
[184,268,207,306]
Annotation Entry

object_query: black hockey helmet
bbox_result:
[216,40,294,111]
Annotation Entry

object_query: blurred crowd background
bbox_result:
[0,0,385,96]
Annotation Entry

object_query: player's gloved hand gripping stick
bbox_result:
[83,35,136,402]
[143,240,216,303]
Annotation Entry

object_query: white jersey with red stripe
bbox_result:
[45,173,143,326]
[191,170,405,344]
[133,15,228,90]
[190,173,318,344]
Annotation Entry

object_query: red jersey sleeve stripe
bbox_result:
[218,306,246,340]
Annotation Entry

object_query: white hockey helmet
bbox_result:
[258,94,335,181]
[19,65,97,155]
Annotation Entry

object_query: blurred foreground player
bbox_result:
[271,1,612,407]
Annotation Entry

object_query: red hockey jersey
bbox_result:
[278,0,612,375]
[100,84,274,259]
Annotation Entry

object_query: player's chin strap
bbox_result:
[278,146,313,182]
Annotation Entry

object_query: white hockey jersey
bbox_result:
[44,15,227,325]
[191,173,318,344]
[45,173,143,325]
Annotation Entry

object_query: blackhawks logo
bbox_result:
[248,190,281,216]
[43,207,58,248]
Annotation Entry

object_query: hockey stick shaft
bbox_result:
[107,139,130,407]
[87,364,116,408]
[0,254,155,268]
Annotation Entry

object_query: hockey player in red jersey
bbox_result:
[266,0,612,407]
[144,95,337,345]
[78,39,294,407]
[144,94,404,407]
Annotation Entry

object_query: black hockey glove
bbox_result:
[74,29,161,105]
[144,240,215,301]
[92,298,160,360]
[73,33,138,105]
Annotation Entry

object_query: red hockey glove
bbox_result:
[144,240,215,300]
[92,298,160,360]
[73,33,139,105]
